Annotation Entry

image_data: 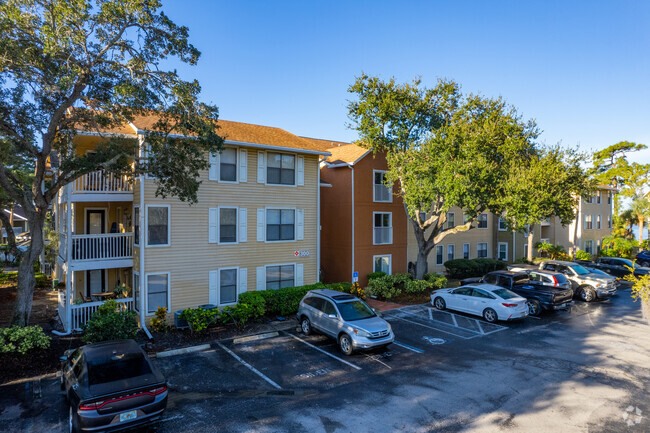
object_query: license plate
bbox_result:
[120,410,137,422]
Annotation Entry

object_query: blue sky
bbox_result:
[164,0,650,161]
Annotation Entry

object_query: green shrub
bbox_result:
[259,283,325,316]
[367,271,386,281]
[575,250,593,261]
[150,307,169,333]
[82,300,139,343]
[35,273,49,289]
[325,282,352,292]
[367,275,401,299]
[404,279,431,294]
[237,291,267,318]
[0,325,51,355]
[444,258,506,279]
[180,307,220,333]
[424,273,447,290]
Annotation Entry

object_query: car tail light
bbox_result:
[502,303,518,307]
[78,386,167,411]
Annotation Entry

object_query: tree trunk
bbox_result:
[12,211,46,326]
[527,229,534,262]
[415,249,429,280]
[639,215,645,244]
[410,216,432,280]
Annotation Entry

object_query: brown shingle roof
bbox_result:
[324,143,371,165]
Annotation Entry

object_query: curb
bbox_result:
[155,343,211,358]
[233,331,278,344]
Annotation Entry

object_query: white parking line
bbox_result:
[283,332,362,370]
[216,342,282,390]
[400,309,483,334]
[387,315,473,339]
[392,341,425,353]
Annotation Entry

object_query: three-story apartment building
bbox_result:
[55,115,329,332]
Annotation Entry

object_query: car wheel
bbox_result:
[483,308,498,323]
[338,334,353,356]
[433,297,446,310]
[300,316,312,335]
[581,287,596,302]
[528,300,541,316]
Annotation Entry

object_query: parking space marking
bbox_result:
[392,340,425,353]
[283,332,362,370]
[400,309,483,335]
[387,315,474,339]
[216,342,283,390]
[364,352,392,369]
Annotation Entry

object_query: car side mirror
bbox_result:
[59,355,68,369]
[328,314,337,319]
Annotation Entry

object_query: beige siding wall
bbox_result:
[140,148,320,315]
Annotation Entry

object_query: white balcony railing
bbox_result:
[70,297,134,331]
[373,227,393,245]
[71,233,133,262]
[73,170,132,194]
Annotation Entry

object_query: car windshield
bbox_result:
[87,353,152,386]
[492,288,519,300]
[337,300,376,321]
[568,264,590,275]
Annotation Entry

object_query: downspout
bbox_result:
[349,164,355,280]
[139,135,152,339]
[317,159,321,282]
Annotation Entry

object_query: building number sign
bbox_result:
[294,250,310,257]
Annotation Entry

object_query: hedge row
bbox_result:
[443,258,507,279]
[367,272,447,300]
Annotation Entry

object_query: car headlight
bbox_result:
[353,328,371,338]
[386,323,392,333]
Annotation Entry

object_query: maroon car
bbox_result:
[61,339,167,432]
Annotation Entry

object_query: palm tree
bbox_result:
[629,196,650,243]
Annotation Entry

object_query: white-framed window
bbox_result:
[373,255,391,275]
[607,191,612,204]
[498,217,507,231]
[133,206,140,246]
[145,272,170,315]
[209,207,247,244]
[607,215,612,228]
[219,267,238,306]
[498,242,508,261]
[478,242,488,258]
[584,214,593,230]
[596,192,601,204]
[463,243,470,259]
[436,245,444,265]
[373,212,393,245]
[373,170,392,202]
[133,271,140,313]
[447,245,455,261]
[596,215,602,230]
[267,152,295,185]
[447,212,455,229]
[266,264,295,290]
[585,195,593,204]
[220,207,238,244]
[584,240,594,254]
[146,205,170,247]
[267,208,295,242]
[209,146,245,183]
[477,213,488,229]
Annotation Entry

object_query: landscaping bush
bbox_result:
[35,272,50,288]
[367,271,386,281]
[0,325,51,354]
[367,275,401,299]
[424,273,447,290]
[404,279,430,294]
[150,306,169,332]
[180,307,220,333]
[325,282,352,292]
[444,258,506,279]
[260,283,325,316]
[82,300,139,343]
[575,250,593,261]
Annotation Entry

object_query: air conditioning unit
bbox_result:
[173,309,189,329]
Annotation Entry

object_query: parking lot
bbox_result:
[2,288,649,432]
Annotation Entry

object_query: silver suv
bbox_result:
[297,289,394,355]
[539,260,617,302]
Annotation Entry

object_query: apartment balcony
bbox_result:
[68,170,133,202]
[65,232,134,271]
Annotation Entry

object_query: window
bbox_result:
[266,264,295,290]
[585,195,592,204]
[607,191,612,204]
[436,245,444,265]
[267,209,295,241]
[446,212,455,229]
[267,153,295,185]
[596,192,601,204]
[219,268,238,305]
[220,207,237,243]
[373,170,392,202]
[477,213,488,229]
[146,273,169,315]
[584,240,594,255]
[373,212,392,245]
[373,255,391,275]
[478,242,488,258]
[584,215,593,230]
[498,218,507,231]
[133,206,140,246]
[463,213,470,224]
[133,271,140,312]
[321,300,337,316]
[608,215,612,228]
[447,245,455,261]
[146,205,169,246]
[498,242,508,261]
[463,243,470,259]
[596,215,602,230]
[220,147,237,182]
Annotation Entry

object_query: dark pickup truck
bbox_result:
[461,270,574,316]
[575,257,650,280]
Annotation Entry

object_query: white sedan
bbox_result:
[430,283,529,323]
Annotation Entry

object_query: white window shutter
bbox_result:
[239,268,247,294]
[240,149,248,182]
[256,266,265,290]
[297,156,304,186]
[208,208,218,243]
[239,208,247,242]
[296,264,303,286]
[209,152,220,181]
[257,151,266,183]
[209,270,218,305]
[296,209,304,241]
[257,209,265,242]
